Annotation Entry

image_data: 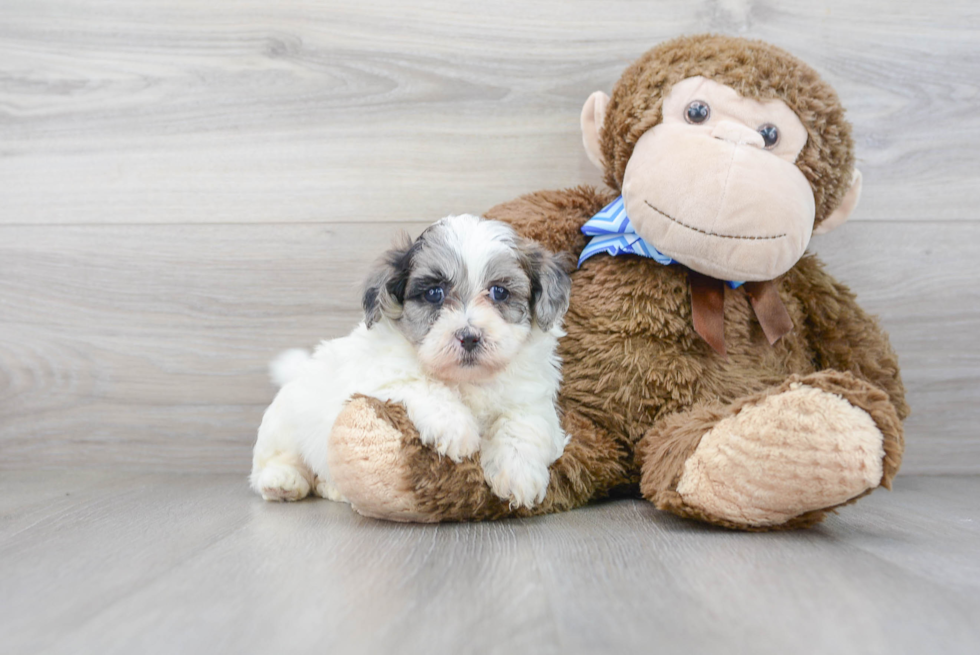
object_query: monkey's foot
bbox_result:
[639,371,904,530]
[328,396,432,522]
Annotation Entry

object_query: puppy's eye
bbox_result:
[685,100,710,124]
[489,285,509,302]
[423,287,444,304]
[759,124,779,149]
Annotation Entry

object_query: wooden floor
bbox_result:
[2,471,979,655]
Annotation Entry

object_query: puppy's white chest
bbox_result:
[458,383,506,429]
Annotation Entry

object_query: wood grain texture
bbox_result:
[0,222,426,471]
[1,0,978,225]
[1,471,978,655]
[0,1,978,474]
[810,222,980,474]
[1,221,977,473]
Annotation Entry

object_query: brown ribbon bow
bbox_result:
[688,270,793,357]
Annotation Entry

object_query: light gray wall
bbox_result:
[2,0,978,473]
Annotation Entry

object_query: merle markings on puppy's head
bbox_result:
[362,214,571,382]
[518,243,573,332]
[362,232,417,329]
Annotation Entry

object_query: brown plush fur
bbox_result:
[601,34,855,226]
[331,35,907,530]
[487,187,905,527]
[343,183,907,527]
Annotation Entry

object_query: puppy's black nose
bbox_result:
[457,330,481,352]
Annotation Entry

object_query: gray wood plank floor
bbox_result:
[1,1,977,225]
[2,471,978,655]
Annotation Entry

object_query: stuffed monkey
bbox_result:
[324,34,909,530]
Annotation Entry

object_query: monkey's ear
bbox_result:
[814,169,862,235]
[362,235,414,328]
[581,91,610,170]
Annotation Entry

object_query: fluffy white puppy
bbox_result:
[250,214,572,509]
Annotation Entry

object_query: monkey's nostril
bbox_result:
[457,330,481,352]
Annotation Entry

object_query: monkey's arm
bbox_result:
[790,254,909,420]
[484,185,617,255]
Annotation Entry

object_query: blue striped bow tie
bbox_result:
[579,196,743,289]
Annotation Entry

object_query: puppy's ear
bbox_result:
[520,240,573,331]
[363,233,416,328]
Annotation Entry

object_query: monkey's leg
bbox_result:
[327,395,632,522]
[637,371,904,531]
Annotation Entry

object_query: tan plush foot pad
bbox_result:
[675,382,884,528]
[328,396,433,522]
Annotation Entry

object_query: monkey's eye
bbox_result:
[423,287,444,304]
[685,100,710,124]
[489,285,509,302]
[759,124,779,149]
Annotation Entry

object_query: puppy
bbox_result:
[250,214,572,509]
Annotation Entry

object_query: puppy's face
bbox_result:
[363,215,571,383]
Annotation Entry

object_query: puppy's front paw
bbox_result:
[480,445,550,509]
[414,407,481,463]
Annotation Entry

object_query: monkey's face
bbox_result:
[621,77,814,281]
